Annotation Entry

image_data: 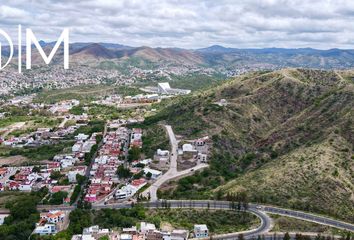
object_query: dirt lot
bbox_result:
[0,155,29,166]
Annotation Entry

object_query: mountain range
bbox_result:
[3,41,354,70]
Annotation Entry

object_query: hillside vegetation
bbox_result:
[148,69,354,222]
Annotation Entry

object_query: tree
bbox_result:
[238,234,245,240]
[5,196,38,220]
[295,233,303,240]
[50,171,62,180]
[283,232,291,240]
[117,165,132,179]
[68,209,91,234]
[70,185,82,204]
[76,174,86,185]
[345,233,351,240]
[146,172,152,179]
[32,166,41,173]
[99,236,109,240]
[128,146,141,162]
[133,171,144,179]
[49,191,68,205]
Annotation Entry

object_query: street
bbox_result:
[142,125,209,201]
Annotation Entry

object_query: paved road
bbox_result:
[37,200,354,238]
[142,125,178,201]
[93,200,272,239]
[142,125,209,201]
[58,115,71,128]
[259,204,354,232]
[73,123,107,205]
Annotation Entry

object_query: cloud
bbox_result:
[0,0,354,49]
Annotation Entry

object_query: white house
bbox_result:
[68,168,86,183]
[0,214,9,225]
[182,144,197,153]
[140,222,156,233]
[157,149,169,156]
[75,133,89,141]
[34,223,57,235]
[40,210,65,224]
[60,158,75,168]
[121,234,133,240]
[18,181,33,191]
[115,185,137,200]
[143,168,162,179]
[194,225,208,238]
[72,142,82,152]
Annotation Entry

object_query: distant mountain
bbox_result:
[7,42,354,69]
[76,43,354,69]
[69,44,204,66]
[71,43,117,59]
[197,45,238,53]
[121,46,203,65]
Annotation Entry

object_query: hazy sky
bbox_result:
[1,0,354,49]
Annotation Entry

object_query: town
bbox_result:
[0,89,212,239]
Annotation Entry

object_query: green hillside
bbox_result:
[148,69,354,222]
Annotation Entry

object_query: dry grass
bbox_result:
[0,155,29,166]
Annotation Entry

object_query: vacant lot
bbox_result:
[0,155,29,166]
[146,209,260,234]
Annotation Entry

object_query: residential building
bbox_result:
[34,223,57,235]
[171,230,189,240]
[143,168,162,179]
[193,225,208,238]
[0,214,9,225]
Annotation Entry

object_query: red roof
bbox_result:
[131,178,146,187]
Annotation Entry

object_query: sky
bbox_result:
[1,0,354,49]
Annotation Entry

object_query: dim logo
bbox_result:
[0,25,69,73]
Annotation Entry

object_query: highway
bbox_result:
[37,200,354,238]
[93,200,272,239]
[260,205,354,232]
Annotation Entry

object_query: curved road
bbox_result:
[36,124,354,237]
[38,200,354,236]
[93,200,272,239]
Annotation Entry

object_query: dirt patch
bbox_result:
[0,155,29,166]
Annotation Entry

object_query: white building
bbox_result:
[140,222,156,233]
[115,185,137,200]
[68,168,86,183]
[34,223,57,235]
[40,210,65,224]
[157,82,191,95]
[0,214,9,225]
[143,168,162,179]
[158,82,172,94]
[194,225,208,238]
[75,133,89,141]
[72,142,82,152]
[121,234,133,240]
[171,230,189,240]
[182,144,197,153]
[157,149,169,156]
